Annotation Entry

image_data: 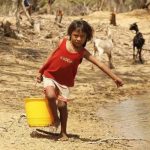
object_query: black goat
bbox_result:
[129,23,145,63]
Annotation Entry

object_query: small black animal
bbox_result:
[129,23,145,63]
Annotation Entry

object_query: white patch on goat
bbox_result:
[92,29,114,69]
[93,38,113,56]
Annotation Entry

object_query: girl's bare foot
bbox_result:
[57,133,69,141]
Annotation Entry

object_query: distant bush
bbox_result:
[0,0,148,16]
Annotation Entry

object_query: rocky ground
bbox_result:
[0,9,150,150]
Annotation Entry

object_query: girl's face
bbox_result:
[70,29,87,48]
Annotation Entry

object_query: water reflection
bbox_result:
[97,94,150,140]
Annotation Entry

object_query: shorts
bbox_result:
[43,76,70,102]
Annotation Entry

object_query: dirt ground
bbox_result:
[0,10,150,150]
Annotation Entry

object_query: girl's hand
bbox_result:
[114,78,124,88]
[36,73,43,83]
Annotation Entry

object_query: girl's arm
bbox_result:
[37,39,64,83]
[84,50,123,87]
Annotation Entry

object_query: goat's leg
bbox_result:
[133,46,136,61]
[107,51,114,69]
[139,49,143,64]
[136,48,139,60]
[92,48,96,57]
[91,48,97,70]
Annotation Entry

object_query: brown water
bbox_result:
[97,94,150,140]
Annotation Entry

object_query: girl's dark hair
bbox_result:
[67,19,93,47]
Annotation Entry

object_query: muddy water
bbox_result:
[97,94,150,140]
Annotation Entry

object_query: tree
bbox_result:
[16,0,33,31]
[47,0,55,13]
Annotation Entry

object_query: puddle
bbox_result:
[97,94,150,140]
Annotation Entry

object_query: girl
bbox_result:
[37,20,123,140]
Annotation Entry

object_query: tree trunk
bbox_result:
[33,20,40,33]
[110,11,117,26]
[100,0,105,11]
[15,0,21,32]
[21,0,33,24]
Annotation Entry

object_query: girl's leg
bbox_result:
[45,86,60,127]
[57,101,68,140]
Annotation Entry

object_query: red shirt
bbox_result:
[39,39,86,87]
